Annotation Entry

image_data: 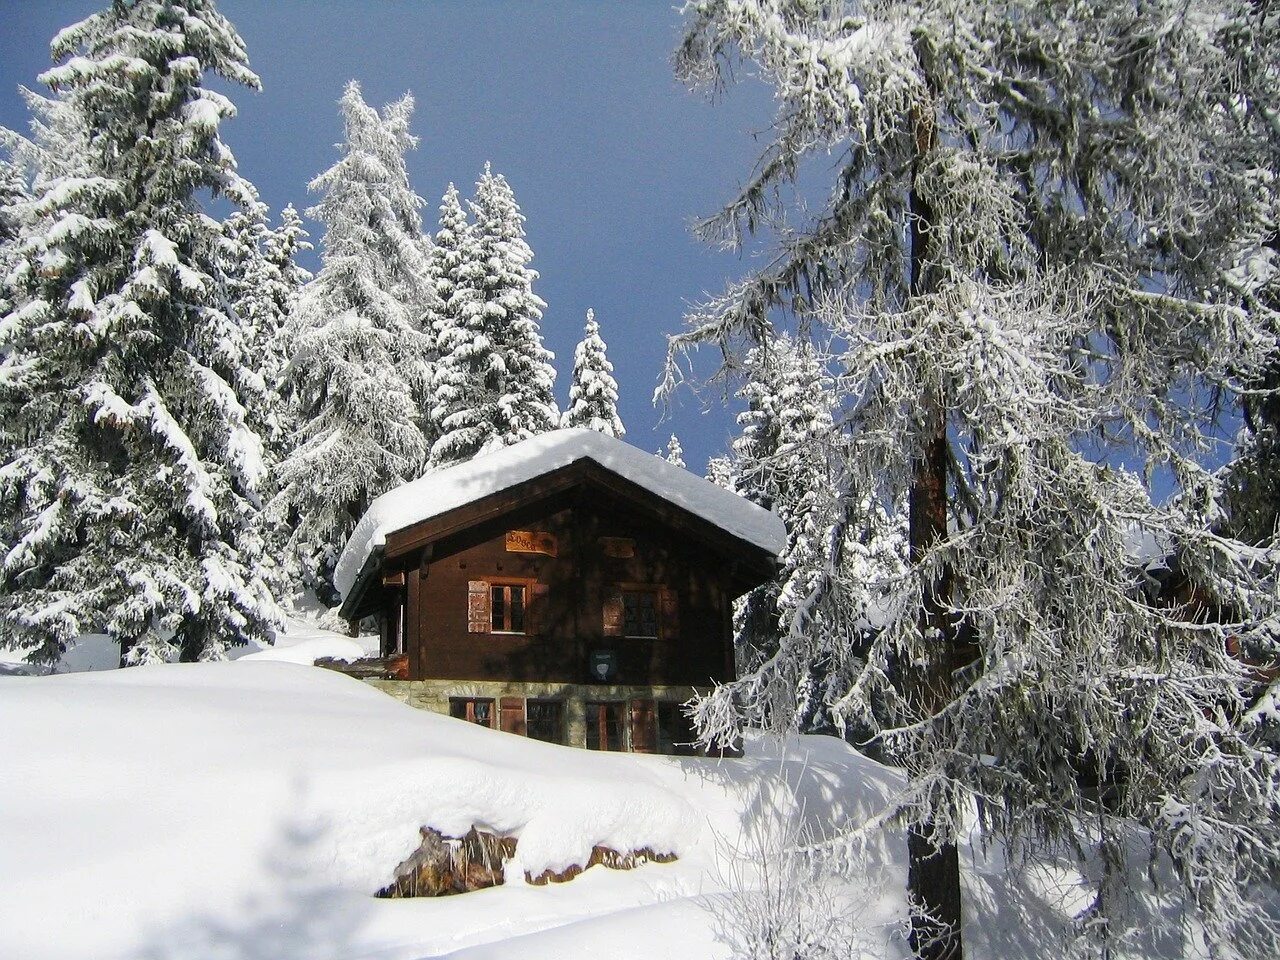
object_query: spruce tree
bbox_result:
[430,164,557,466]
[220,201,312,464]
[662,434,686,468]
[0,158,27,326]
[561,308,624,438]
[708,334,887,735]
[673,3,1280,957]
[275,81,435,601]
[0,0,278,665]
[424,182,472,451]
[258,204,312,453]
[217,200,279,454]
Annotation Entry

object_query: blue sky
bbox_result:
[0,0,777,473]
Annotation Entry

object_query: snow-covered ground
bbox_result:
[0,630,1185,960]
[0,608,373,676]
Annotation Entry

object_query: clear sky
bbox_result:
[0,0,776,473]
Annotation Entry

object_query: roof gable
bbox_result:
[333,429,786,602]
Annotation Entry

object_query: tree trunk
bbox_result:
[906,425,963,960]
[904,95,964,960]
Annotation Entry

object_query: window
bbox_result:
[622,590,659,638]
[604,585,676,639]
[585,701,626,751]
[490,583,526,633]
[449,697,494,728]
[525,700,564,744]
[469,580,542,635]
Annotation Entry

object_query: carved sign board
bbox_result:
[505,530,557,557]
[599,537,635,559]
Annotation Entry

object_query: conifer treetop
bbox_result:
[562,307,625,438]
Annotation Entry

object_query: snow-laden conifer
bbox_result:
[259,204,312,440]
[708,334,905,736]
[0,159,27,325]
[220,201,312,463]
[662,434,686,468]
[0,0,278,665]
[275,81,434,600]
[671,3,1280,957]
[430,164,557,466]
[561,308,624,438]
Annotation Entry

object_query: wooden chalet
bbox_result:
[334,429,785,754]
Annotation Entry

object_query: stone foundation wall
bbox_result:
[364,677,702,751]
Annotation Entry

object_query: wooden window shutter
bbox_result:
[500,697,526,736]
[659,587,679,638]
[529,583,550,635]
[602,587,624,637]
[630,699,657,754]
[467,581,490,633]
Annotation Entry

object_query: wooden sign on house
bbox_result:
[505,530,557,557]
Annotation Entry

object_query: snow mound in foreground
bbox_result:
[0,661,897,960]
[1,661,1189,960]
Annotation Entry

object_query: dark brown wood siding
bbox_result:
[405,490,737,687]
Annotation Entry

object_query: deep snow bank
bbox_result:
[0,660,902,960]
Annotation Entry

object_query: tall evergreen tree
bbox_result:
[672,2,1280,957]
[258,203,312,449]
[703,333,904,736]
[275,81,434,600]
[424,182,472,447]
[217,200,279,453]
[561,308,624,438]
[220,200,312,463]
[0,0,278,665]
[430,164,557,466]
[0,158,27,324]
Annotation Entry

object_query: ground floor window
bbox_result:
[525,699,564,744]
[585,701,626,751]
[449,697,494,728]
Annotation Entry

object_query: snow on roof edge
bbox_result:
[334,429,786,602]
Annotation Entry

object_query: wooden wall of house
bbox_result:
[386,490,737,688]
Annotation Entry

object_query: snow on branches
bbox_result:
[274,81,434,599]
[0,0,279,665]
[562,308,625,438]
[429,163,557,467]
[673,1,1280,956]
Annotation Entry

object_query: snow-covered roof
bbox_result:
[334,428,786,600]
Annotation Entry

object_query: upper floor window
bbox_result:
[622,590,658,639]
[469,579,542,635]
[490,583,526,633]
[603,584,678,640]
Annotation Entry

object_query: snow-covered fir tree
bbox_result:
[704,454,733,489]
[258,203,312,444]
[430,164,557,466]
[561,308,624,438]
[671,3,1280,958]
[662,433,685,468]
[274,81,434,601]
[424,181,471,440]
[0,158,27,324]
[0,0,278,665]
[708,333,906,736]
[219,201,312,463]
[217,201,280,453]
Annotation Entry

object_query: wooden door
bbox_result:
[630,699,657,754]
